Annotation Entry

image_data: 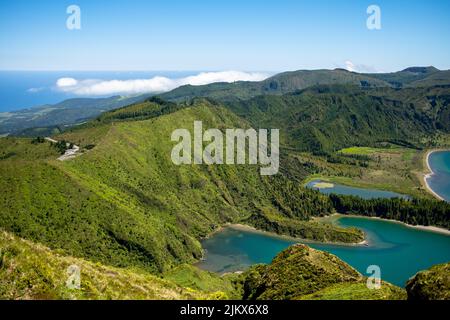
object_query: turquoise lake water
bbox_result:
[305,179,410,199]
[198,217,450,287]
[427,151,450,202]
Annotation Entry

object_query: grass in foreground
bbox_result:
[242,244,406,300]
[0,230,225,300]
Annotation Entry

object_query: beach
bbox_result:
[423,149,446,201]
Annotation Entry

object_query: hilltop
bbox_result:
[241,244,406,300]
[406,262,450,300]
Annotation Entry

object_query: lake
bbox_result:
[305,179,410,200]
[197,217,450,287]
[426,150,450,202]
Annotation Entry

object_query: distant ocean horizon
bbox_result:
[0,71,200,113]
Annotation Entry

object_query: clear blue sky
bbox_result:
[1,0,449,72]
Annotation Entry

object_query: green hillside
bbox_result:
[160,67,450,103]
[160,69,391,102]
[409,70,450,87]
[0,230,223,300]
[223,85,450,152]
[363,66,440,88]
[0,230,414,300]
[1,89,449,301]
[406,262,450,300]
[242,244,406,300]
[0,100,363,276]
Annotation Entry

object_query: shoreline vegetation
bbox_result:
[204,222,369,248]
[302,175,413,200]
[197,213,450,272]
[423,149,448,201]
[200,211,450,260]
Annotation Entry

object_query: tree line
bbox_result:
[329,194,450,229]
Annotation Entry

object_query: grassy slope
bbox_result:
[163,264,241,299]
[406,262,450,300]
[299,282,406,300]
[242,244,406,300]
[0,230,222,300]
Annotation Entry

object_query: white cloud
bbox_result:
[54,71,269,96]
[344,61,379,73]
[345,61,357,72]
[27,87,45,93]
[56,77,78,87]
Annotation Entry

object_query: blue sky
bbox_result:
[1,0,449,72]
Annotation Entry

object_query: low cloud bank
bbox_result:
[54,71,269,96]
[344,60,379,73]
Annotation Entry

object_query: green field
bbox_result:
[339,146,399,155]
[301,145,432,199]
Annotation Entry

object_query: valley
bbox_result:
[1,67,450,300]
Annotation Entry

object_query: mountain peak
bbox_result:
[401,66,439,73]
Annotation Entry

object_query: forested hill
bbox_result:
[222,85,450,152]
[160,66,450,102]
[159,69,390,102]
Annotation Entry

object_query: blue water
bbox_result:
[0,71,198,112]
[427,151,450,202]
[306,179,410,200]
[198,217,450,287]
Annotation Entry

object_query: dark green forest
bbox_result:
[330,194,450,229]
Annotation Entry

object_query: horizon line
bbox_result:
[0,66,444,74]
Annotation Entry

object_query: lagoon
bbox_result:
[426,150,450,202]
[306,179,409,200]
[197,216,450,287]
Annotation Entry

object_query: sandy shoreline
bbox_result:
[423,149,447,201]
